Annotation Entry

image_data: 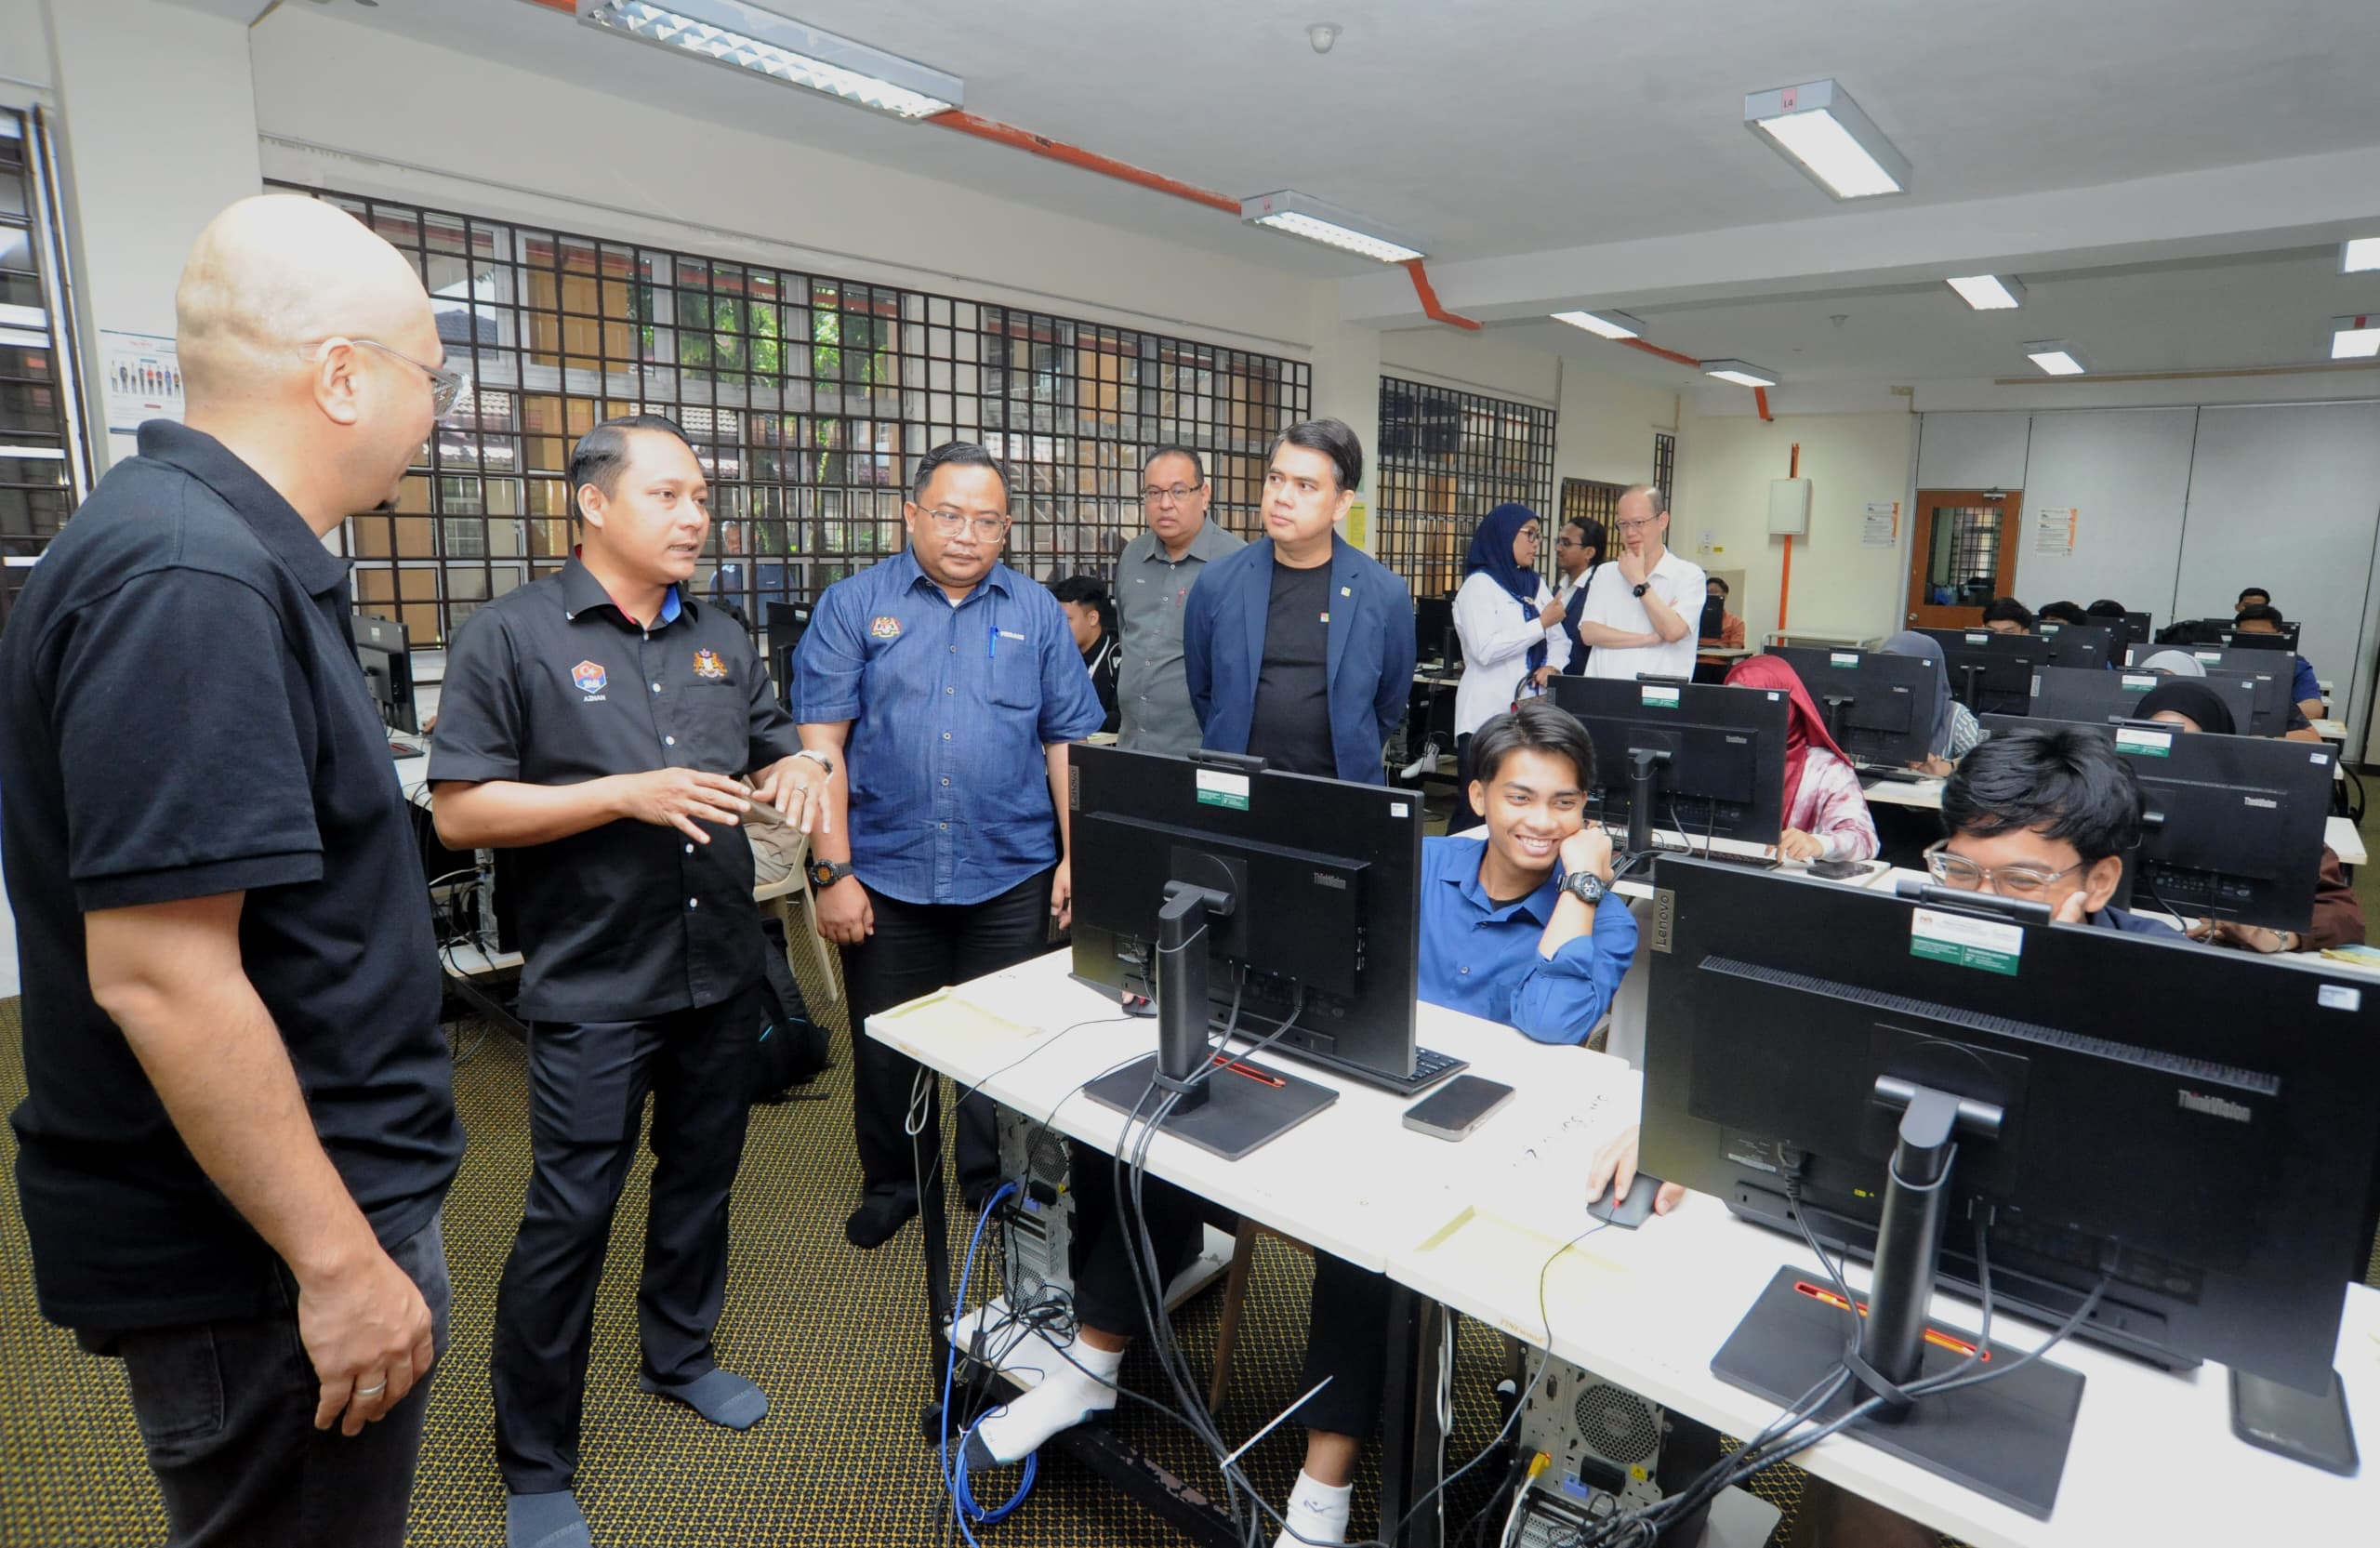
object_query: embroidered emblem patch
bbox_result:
[572,660,608,695]
[693,648,727,680]
[870,615,903,640]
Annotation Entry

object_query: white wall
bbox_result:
[1554,364,1679,492]
[1378,324,1559,407]
[1671,407,1918,648]
[45,0,262,468]
[2008,409,2199,610]
[0,0,48,86]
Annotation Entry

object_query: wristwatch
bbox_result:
[793,747,836,777]
[1563,870,1610,907]
[1631,582,1651,599]
[808,859,855,889]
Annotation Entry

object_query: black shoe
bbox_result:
[845,1186,919,1250]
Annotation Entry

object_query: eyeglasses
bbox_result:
[1142,483,1206,506]
[1515,527,1541,543]
[1613,516,1660,534]
[1923,840,2086,897]
[919,506,1010,539]
[1554,536,1588,550]
[349,338,469,419]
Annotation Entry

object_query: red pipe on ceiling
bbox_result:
[1401,259,1482,331]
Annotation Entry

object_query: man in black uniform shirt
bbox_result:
[430,415,813,1548]
[0,195,464,1548]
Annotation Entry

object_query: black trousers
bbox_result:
[839,867,1054,1201]
[491,994,757,1493]
[1067,1158,1209,1338]
[83,1218,450,1548]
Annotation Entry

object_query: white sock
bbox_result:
[969,1340,1122,1464]
[1274,1470,1354,1547]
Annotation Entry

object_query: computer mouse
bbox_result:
[1806,858,1869,881]
[1588,1171,1664,1229]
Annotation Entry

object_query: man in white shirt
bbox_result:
[1578,484,1704,681]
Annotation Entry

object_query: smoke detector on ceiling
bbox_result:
[1307,21,1342,55]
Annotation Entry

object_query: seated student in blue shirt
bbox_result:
[962,701,1638,1548]
[2232,602,2324,720]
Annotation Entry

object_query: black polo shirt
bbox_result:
[0,421,463,1332]
[428,559,802,1022]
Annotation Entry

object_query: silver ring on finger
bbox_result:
[355,1380,388,1397]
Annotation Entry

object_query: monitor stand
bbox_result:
[1082,880,1336,1161]
[1953,661,1986,711]
[1710,1078,2085,1521]
[1615,746,1671,879]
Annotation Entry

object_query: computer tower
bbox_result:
[997,1108,1078,1311]
[1518,1358,1666,1512]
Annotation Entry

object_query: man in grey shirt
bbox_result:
[1117,445,1246,753]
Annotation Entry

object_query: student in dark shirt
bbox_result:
[0,195,464,1548]
[2232,602,2324,719]
[2037,599,2089,628]
[1051,574,1121,734]
[1182,418,1415,782]
[1980,596,2034,634]
[1930,728,2178,934]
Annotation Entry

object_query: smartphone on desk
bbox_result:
[1402,1075,1515,1143]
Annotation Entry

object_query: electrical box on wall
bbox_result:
[1767,478,1811,536]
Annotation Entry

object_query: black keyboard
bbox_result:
[1642,841,1781,872]
[390,741,425,761]
[1858,764,1929,784]
[1263,1039,1469,1096]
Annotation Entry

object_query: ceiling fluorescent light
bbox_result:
[1946,274,2024,311]
[2333,315,2380,361]
[2024,339,2087,376]
[1238,192,1425,264]
[575,0,961,119]
[2343,239,2380,274]
[1551,309,1646,340]
[1700,359,1778,388]
[1744,78,1909,199]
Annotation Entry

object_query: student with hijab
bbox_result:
[1878,629,1981,774]
[1721,655,1879,862]
[2134,680,2364,955]
[1449,502,1567,830]
[2138,649,2324,741]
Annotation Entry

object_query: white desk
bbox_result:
[2330,815,2367,867]
[872,953,2380,1548]
[1861,774,1946,810]
[2315,718,2350,743]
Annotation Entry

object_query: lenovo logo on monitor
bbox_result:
[2177,1089,2252,1123]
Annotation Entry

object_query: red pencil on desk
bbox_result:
[1210,1054,1285,1088]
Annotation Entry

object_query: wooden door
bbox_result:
[1903,488,2020,631]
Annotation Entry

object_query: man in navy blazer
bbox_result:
[1182,417,1414,785]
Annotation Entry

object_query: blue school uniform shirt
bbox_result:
[1416,832,1638,1044]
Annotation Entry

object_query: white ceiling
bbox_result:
[237,0,2380,386]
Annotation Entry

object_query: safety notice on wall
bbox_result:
[2033,506,2078,557]
[1860,500,1899,548]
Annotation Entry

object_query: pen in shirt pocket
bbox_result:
[988,627,1025,657]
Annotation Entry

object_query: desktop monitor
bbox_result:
[1547,676,1788,867]
[1915,628,2049,715]
[2221,623,2303,655]
[350,613,418,734]
[1067,744,1443,1133]
[1979,713,2333,932]
[2028,666,2256,739]
[1414,594,1461,670]
[1640,859,2380,1515]
[2124,644,2293,734]
[766,601,813,709]
[2034,621,2117,670]
[1771,646,1939,768]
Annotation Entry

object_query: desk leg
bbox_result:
[917,1077,956,1429]
[1376,1283,1446,1548]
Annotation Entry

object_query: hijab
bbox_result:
[2136,680,2237,736]
[2137,648,2206,677]
[1879,630,1957,760]
[1465,502,1547,674]
[1725,654,1853,813]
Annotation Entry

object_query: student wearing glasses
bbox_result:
[1448,503,1567,830]
[781,443,1105,1249]
[1926,727,2179,933]
[1115,446,1244,754]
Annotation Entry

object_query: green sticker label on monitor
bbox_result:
[1194,770,1250,811]
[1910,906,2022,976]
[1641,685,1681,708]
[1831,652,1858,668]
[2120,675,2155,692]
[2196,651,2222,663]
[1965,632,1990,645]
[2115,726,2173,758]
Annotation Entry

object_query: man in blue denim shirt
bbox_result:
[786,443,1105,1248]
